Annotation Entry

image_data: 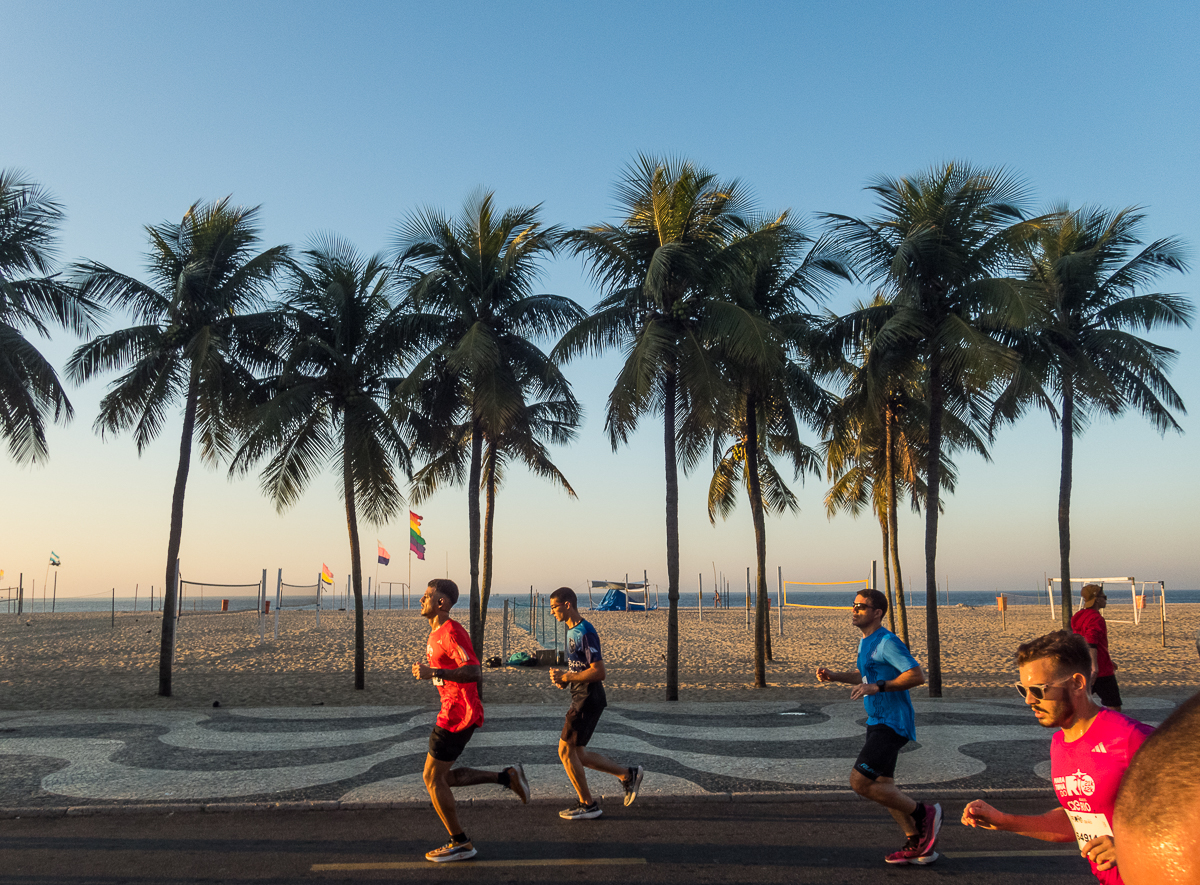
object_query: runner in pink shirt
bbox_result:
[961,631,1152,883]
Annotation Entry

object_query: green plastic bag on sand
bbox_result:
[507,651,535,666]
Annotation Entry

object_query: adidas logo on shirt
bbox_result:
[1092,742,1108,754]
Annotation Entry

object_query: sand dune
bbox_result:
[0,603,1195,710]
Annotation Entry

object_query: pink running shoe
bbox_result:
[885,836,938,864]
[914,802,943,859]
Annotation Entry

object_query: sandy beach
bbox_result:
[0,603,1196,710]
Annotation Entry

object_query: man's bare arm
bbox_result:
[413,662,481,682]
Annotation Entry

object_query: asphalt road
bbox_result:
[1,798,1095,885]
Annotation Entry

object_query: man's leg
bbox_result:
[559,739,594,803]
[577,745,631,780]
[851,770,918,836]
[423,754,464,837]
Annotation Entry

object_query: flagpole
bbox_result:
[408,546,412,612]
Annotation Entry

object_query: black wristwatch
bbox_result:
[875,680,888,693]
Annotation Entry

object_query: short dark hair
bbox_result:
[855,588,888,617]
[427,578,459,607]
[1015,630,1090,675]
[550,586,577,607]
[1115,690,1200,856]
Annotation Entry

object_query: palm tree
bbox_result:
[825,163,1034,696]
[0,170,103,463]
[405,387,582,629]
[557,156,749,700]
[230,237,415,689]
[823,366,976,648]
[994,206,1192,626]
[67,198,289,697]
[394,190,582,656]
[706,217,847,686]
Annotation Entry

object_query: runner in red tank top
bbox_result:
[412,578,530,863]
[962,631,1152,884]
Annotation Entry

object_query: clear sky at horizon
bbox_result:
[3,1,1198,600]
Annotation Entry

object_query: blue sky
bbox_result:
[2,1,1197,599]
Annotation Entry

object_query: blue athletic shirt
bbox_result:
[566,619,603,700]
[855,627,919,740]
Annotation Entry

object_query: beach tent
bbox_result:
[589,580,658,611]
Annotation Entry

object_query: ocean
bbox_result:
[6,586,1197,614]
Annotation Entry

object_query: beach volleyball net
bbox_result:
[279,582,320,609]
[782,578,869,609]
[178,579,263,613]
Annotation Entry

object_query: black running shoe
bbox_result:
[558,800,602,820]
[622,766,644,807]
[426,839,477,862]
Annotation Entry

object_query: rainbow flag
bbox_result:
[410,511,426,561]
[377,542,390,566]
[321,563,334,584]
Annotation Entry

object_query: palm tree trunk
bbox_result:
[1058,377,1075,629]
[467,417,484,658]
[343,442,366,690]
[480,443,497,644]
[663,363,680,701]
[879,512,895,634]
[157,365,200,697]
[886,409,909,646]
[924,356,943,697]
[745,395,769,687]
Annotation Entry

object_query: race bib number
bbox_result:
[1066,810,1112,852]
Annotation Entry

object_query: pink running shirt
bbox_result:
[426,619,484,732]
[1051,708,1153,884]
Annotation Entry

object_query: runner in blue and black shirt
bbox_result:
[548,586,643,820]
[816,588,943,866]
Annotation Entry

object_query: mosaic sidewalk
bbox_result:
[0,698,1174,810]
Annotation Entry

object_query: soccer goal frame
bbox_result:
[1047,576,1156,625]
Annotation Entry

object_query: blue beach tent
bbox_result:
[589,580,658,611]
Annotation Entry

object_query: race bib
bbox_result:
[1066,810,1112,852]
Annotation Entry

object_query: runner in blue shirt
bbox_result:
[547,586,643,820]
[816,588,943,865]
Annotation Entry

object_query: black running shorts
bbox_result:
[561,685,607,747]
[1092,674,1122,708]
[428,724,477,762]
[854,723,909,781]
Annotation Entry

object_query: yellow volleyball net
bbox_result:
[782,577,870,610]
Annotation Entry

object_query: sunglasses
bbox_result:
[1015,677,1074,700]
[851,603,876,612]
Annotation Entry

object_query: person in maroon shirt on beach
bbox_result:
[1072,583,1121,711]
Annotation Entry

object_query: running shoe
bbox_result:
[507,763,530,804]
[884,835,938,865]
[914,802,943,859]
[425,839,477,863]
[622,765,644,807]
[558,800,602,820]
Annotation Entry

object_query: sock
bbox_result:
[450,832,468,844]
[496,769,511,788]
[912,802,927,834]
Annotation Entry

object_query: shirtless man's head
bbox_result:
[1113,690,1200,885]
